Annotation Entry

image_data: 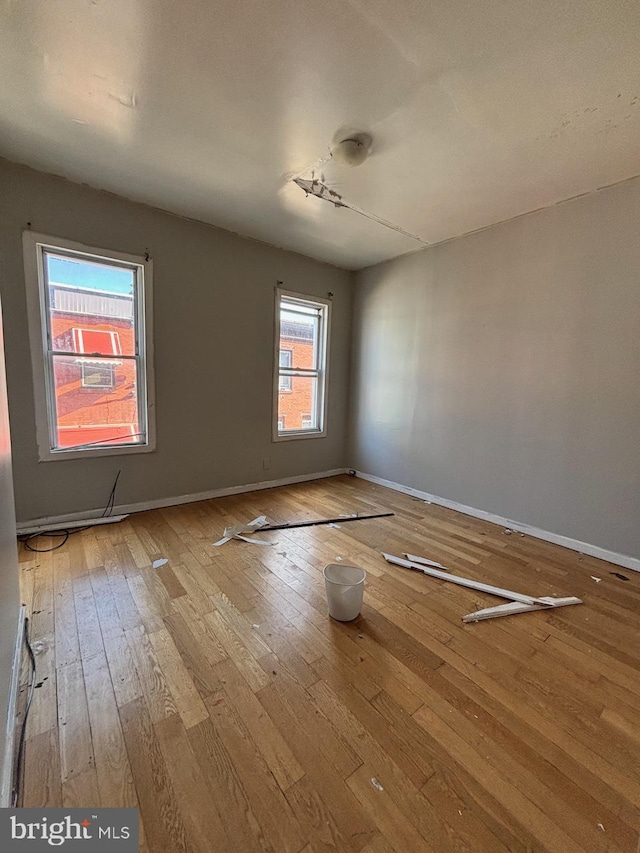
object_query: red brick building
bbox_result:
[49,282,139,448]
[278,318,314,431]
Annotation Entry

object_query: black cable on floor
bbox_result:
[12,616,36,808]
[20,530,70,553]
[18,469,123,553]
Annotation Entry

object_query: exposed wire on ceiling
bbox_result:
[293,177,430,246]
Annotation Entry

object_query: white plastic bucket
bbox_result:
[323,564,366,621]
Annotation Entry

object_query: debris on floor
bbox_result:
[370,778,384,791]
[503,528,512,535]
[404,553,448,570]
[213,515,274,547]
[590,576,601,583]
[383,552,582,623]
[152,558,168,569]
[214,510,394,545]
[610,571,630,581]
[232,535,275,546]
[262,511,394,531]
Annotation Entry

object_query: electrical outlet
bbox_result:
[262,457,271,471]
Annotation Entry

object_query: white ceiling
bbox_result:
[1,0,639,269]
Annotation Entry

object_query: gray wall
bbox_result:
[0,291,20,803]
[0,159,352,522]
[350,178,640,559]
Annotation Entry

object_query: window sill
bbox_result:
[38,441,156,462]
[272,429,326,442]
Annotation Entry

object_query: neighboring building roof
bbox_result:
[281,320,313,342]
[50,281,134,320]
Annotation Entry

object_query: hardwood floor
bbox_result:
[17,474,640,852]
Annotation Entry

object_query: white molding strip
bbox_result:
[16,469,347,533]
[19,514,129,536]
[1,605,26,808]
[382,552,551,605]
[356,470,640,574]
[383,552,582,622]
[462,598,582,623]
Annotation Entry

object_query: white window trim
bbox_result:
[23,231,156,461]
[272,287,330,442]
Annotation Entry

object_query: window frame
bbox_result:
[23,231,156,461]
[272,288,330,442]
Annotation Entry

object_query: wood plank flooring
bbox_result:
[17,474,640,852]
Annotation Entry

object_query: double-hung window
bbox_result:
[23,232,155,460]
[273,289,330,439]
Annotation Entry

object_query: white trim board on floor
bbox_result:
[16,468,347,533]
[1,605,26,808]
[355,470,640,574]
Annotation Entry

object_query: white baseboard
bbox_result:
[1,605,26,808]
[18,514,130,536]
[16,469,347,533]
[355,470,640,573]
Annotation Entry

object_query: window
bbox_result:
[81,363,115,388]
[273,289,330,440]
[74,328,121,388]
[278,350,292,391]
[23,232,155,460]
[73,328,122,357]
